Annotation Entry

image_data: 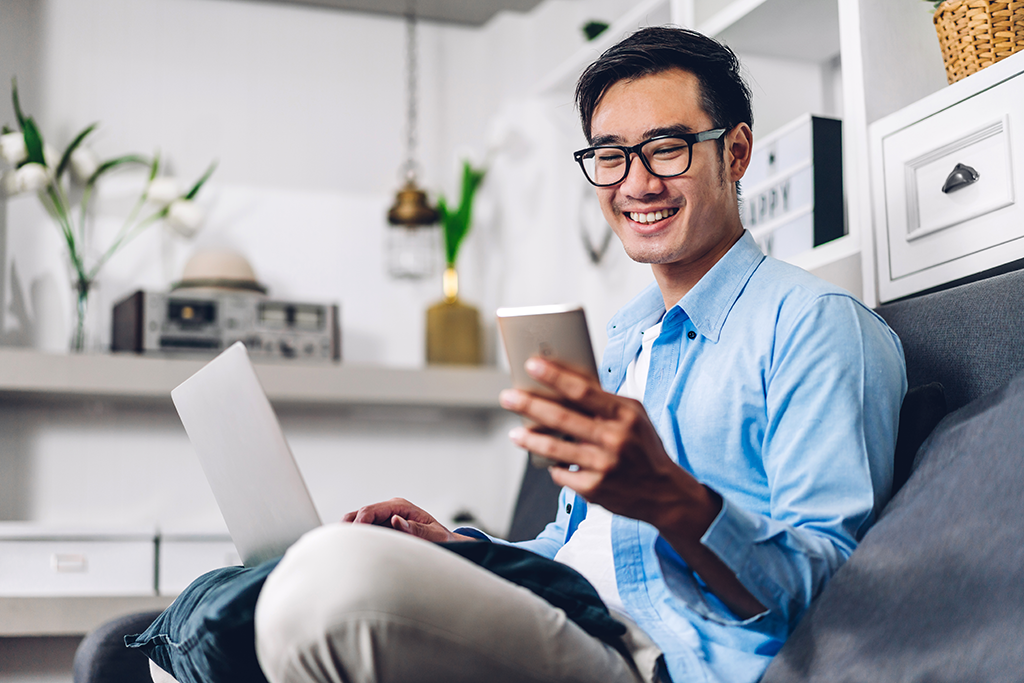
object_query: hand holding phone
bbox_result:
[496,304,599,467]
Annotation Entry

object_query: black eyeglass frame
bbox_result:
[573,128,728,187]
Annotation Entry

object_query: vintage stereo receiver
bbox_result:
[112,290,340,362]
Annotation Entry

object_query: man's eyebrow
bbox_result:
[589,133,624,147]
[588,124,697,147]
[643,124,697,139]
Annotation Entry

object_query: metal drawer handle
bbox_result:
[942,162,980,194]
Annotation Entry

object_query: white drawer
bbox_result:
[872,53,1024,302]
[158,535,240,596]
[0,526,155,597]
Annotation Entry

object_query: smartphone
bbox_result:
[496,304,599,468]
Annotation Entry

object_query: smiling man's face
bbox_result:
[589,68,750,289]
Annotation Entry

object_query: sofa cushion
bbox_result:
[761,369,1024,682]
[875,266,1024,412]
[891,382,946,495]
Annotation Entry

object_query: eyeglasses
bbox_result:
[573,129,727,187]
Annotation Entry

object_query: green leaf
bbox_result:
[11,77,26,130]
[21,117,46,166]
[86,154,150,186]
[147,151,161,184]
[183,160,217,200]
[440,160,486,266]
[438,197,453,263]
[55,123,98,180]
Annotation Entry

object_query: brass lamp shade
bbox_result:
[388,180,440,226]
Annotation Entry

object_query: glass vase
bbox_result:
[426,267,481,365]
[70,277,94,353]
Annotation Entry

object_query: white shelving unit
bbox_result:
[0,349,509,410]
[0,350,510,637]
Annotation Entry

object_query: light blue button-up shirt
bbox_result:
[512,232,907,683]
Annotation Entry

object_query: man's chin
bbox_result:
[621,244,672,265]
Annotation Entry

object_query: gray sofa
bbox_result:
[74,266,1024,682]
[761,267,1024,682]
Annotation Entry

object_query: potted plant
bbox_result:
[426,160,486,365]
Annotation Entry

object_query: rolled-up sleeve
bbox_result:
[655,293,906,635]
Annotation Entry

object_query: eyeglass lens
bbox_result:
[579,137,692,186]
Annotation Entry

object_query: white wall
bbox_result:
[0,0,664,542]
[0,0,648,362]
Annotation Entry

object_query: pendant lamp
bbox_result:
[386,5,440,279]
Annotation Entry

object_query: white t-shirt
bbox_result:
[553,321,663,614]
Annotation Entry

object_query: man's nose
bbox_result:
[619,153,664,197]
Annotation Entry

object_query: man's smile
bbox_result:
[626,207,679,225]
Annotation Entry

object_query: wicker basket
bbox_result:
[933,0,1024,84]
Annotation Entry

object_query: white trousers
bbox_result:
[253,523,664,683]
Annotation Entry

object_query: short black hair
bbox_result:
[575,26,753,143]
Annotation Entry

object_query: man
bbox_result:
[253,26,906,683]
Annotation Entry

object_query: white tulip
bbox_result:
[0,163,51,195]
[43,143,59,169]
[147,176,181,206]
[70,146,100,184]
[166,198,204,237]
[0,170,19,196]
[14,163,51,193]
[0,132,28,165]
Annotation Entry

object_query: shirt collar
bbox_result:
[678,230,764,343]
[606,282,666,339]
[608,231,765,343]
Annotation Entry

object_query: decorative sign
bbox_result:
[741,114,844,260]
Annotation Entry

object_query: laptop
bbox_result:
[171,341,322,567]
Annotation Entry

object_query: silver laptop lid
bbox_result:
[171,342,322,567]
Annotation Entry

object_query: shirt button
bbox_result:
[566,504,572,514]
[687,331,697,340]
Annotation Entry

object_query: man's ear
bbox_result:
[725,123,753,182]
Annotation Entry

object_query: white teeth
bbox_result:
[629,208,677,224]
